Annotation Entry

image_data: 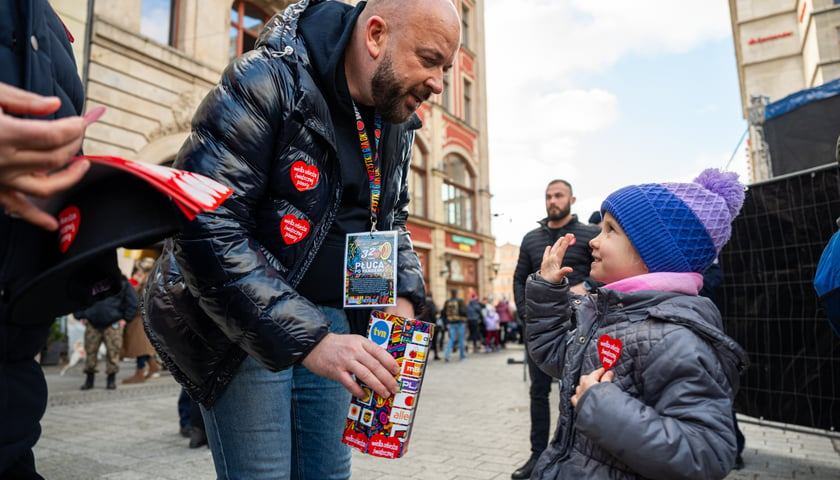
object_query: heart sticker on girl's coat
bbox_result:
[58,206,80,253]
[280,214,310,244]
[598,334,622,370]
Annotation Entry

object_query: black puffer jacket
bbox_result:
[513,216,599,318]
[144,0,425,407]
[73,277,138,330]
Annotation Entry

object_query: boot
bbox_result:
[189,426,208,449]
[106,373,116,390]
[145,357,162,379]
[512,453,540,479]
[80,373,94,390]
[122,368,146,384]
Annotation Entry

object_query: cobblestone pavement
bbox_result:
[34,345,840,479]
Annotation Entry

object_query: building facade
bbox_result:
[50,0,493,304]
[729,0,840,181]
[491,242,519,306]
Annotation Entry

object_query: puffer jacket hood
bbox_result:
[298,0,363,119]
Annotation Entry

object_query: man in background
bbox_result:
[511,179,599,479]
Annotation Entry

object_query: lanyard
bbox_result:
[352,102,383,232]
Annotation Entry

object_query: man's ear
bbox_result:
[365,16,387,59]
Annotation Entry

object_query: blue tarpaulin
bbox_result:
[765,77,840,120]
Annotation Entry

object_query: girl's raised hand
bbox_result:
[539,233,575,283]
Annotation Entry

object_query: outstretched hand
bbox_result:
[301,332,401,399]
[539,233,576,283]
[0,82,100,230]
[571,367,615,407]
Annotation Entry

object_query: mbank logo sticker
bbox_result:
[369,320,392,347]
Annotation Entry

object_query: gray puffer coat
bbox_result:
[525,274,749,480]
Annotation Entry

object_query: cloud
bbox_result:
[483,0,741,246]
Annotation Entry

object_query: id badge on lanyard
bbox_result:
[343,102,398,308]
[344,231,398,308]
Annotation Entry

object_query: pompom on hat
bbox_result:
[601,168,745,274]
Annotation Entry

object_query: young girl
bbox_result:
[525,169,749,479]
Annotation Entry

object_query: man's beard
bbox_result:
[547,203,571,221]
[371,53,430,124]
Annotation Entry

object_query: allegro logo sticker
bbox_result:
[389,407,412,425]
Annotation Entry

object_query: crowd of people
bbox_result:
[1,1,760,479]
[423,291,523,362]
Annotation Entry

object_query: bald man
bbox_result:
[143,0,461,477]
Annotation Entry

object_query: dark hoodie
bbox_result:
[296,0,381,306]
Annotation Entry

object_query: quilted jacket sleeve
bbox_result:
[574,328,737,480]
[525,273,576,378]
[172,49,330,371]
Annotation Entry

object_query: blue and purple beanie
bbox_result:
[601,169,745,274]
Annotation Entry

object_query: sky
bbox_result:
[484,0,750,246]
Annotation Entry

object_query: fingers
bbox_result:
[0,82,62,116]
[0,189,59,230]
[5,159,90,197]
[302,333,401,399]
[338,372,367,399]
[0,115,86,170]
[352,341,400,398]
[570,367,613,408]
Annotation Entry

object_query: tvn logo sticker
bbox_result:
[369,319,393,347]
[389,407,412,425]
[393,392,416,409]
[401,360,422,378]
[404,344,426,362]
[411,330,430,346]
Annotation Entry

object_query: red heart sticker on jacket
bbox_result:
[598,334,622,370]
[280,214,310,244]
[58,206,80,253]
[290,161,319,191]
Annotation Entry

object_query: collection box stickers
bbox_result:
[342,310,434,458]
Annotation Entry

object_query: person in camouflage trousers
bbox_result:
[74,275,139,390]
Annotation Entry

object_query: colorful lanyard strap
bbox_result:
[352,101,383,232]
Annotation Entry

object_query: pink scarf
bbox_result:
[604,272,703,295]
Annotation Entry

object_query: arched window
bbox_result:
[409,142,428,219]
[441,153,475,230]
[230,1,270,60]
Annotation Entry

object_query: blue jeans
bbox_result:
[445,322,466,360]
[200,306,352,480]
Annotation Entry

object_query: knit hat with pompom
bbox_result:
[601,169,745,273]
